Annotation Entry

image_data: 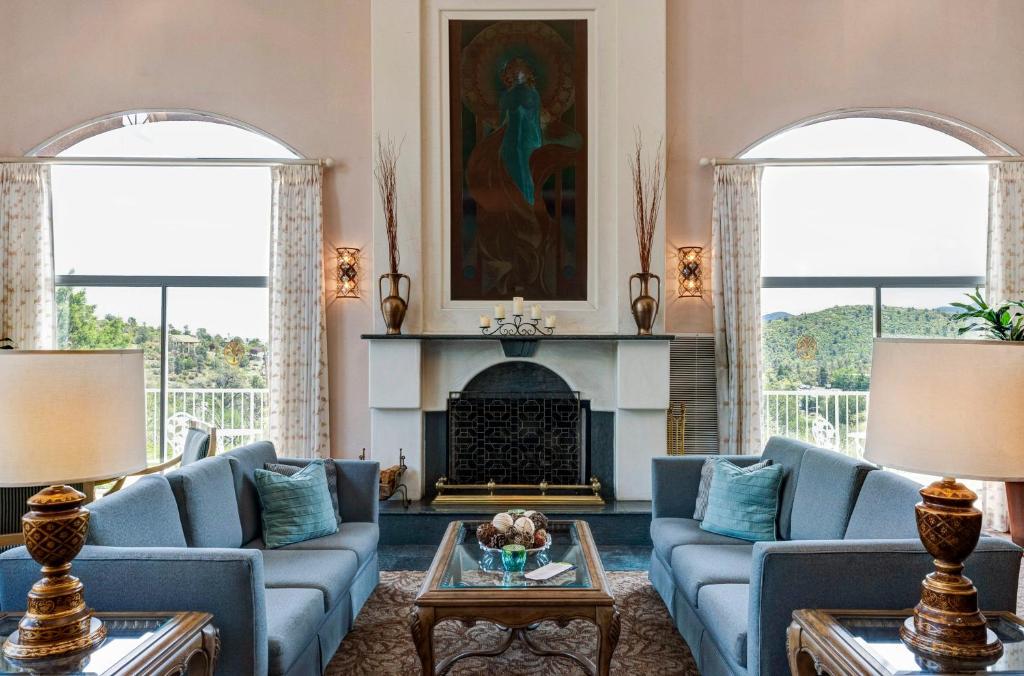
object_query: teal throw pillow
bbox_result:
[254,459,338,548]
[700,460,783,542]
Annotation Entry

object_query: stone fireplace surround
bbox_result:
[365,335,670,501]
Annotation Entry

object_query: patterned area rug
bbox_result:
[327,571,697,675]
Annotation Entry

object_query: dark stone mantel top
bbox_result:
[360,333,675,341]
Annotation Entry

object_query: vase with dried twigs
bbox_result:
[376,134,410,334]
[628,130,664,335]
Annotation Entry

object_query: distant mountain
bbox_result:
[763,304,960,391]
[935,305,960,314]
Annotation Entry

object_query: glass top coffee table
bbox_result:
[412,520,618,676]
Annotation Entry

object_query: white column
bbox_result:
[369,339,424,499]
[615,340,670,499]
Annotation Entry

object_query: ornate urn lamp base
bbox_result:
[2,485,106,661]
[900,478,1002,668]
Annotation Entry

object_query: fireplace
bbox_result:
[426,361,608,504]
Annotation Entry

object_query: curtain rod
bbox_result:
[699,155,1023,167]
[0,156,333,168]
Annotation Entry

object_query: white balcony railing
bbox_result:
[146,388,269,460]
[762,389,869,458]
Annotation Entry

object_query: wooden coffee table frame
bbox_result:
[411,520,619,676]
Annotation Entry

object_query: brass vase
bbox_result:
[379,272,410,335]
[629,272,661,336]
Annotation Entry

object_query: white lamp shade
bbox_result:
[0,350,147,486]
[864,338,1024,481]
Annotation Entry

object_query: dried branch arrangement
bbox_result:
[628,129,664,274]
[375,134,402,274]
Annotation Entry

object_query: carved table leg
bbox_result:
[410,606,435,675]
[596,606,621,676]
[201,623,220,676]
[787,622,819,676]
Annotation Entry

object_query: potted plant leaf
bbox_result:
[950,289,1024,341]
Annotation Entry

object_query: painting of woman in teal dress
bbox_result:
[450,19,588,301]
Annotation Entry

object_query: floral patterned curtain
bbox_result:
[981,161,1024,531]
[269,165,330,458]
[0,164,54,350]
[712,165,764,455]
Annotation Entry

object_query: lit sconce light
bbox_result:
[677,247,703,298]
[336,247,360,298]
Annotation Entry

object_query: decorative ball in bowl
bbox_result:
[476,510,551,555]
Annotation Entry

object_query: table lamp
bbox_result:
[0,350,146,661]
[865,338,1024,668]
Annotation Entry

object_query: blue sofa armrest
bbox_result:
[747,537,1022,676]
[651,455,761,518]
[279,457,380,523]
[0,546,267,676]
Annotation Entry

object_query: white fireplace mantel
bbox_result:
[366,335,669,500]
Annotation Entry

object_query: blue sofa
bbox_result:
[649,436,1023,676]
[0,442,380,676]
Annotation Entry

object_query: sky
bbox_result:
[748,118,988,316]
[52,119,294,339]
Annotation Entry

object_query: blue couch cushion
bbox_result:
[264,587,325,676]
[223,441,279,544]
[650,518,751,564]
[671,544,753,607]
[260,549,358,612]
[266,460,342,527]
[245,522,379,567]
[166,455,244,548]
[254,462,338,548]
[789,448,874,540]
[701,462,784,542]
[760,436,814,540]
[844,470,922,539]
[697,584,749,668]
[87,475,186,547]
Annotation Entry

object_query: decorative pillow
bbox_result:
[700,461,784,542]
[266,460,342,526]
[254,460,338,548]
[693,457,771,520]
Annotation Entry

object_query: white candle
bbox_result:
[531,304,542,320]
[479,315,491,328]
[494,304,505,319]
[545,315,557,329]
[512,296,524,316]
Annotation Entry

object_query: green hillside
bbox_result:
[56,287,267,390]
[763,304,959,390]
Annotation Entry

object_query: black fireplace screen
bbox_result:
[447,391,584,485]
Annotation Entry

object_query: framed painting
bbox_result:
[448,18,588,301]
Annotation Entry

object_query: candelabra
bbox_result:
[481,313,555,336]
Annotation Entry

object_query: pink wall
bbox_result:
[0,0,373,457]
[4,0,1024,452]
[666,0,1024,334]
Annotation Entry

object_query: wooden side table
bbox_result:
[0,611,219,675]
[788,608,1024,675]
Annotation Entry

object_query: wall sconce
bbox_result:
[677,247,703,298]
[336,247,360,298]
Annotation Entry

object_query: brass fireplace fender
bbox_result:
[432,476,605,506]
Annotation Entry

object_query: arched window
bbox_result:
[750,111,1014,456]
[40,111,299,463]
